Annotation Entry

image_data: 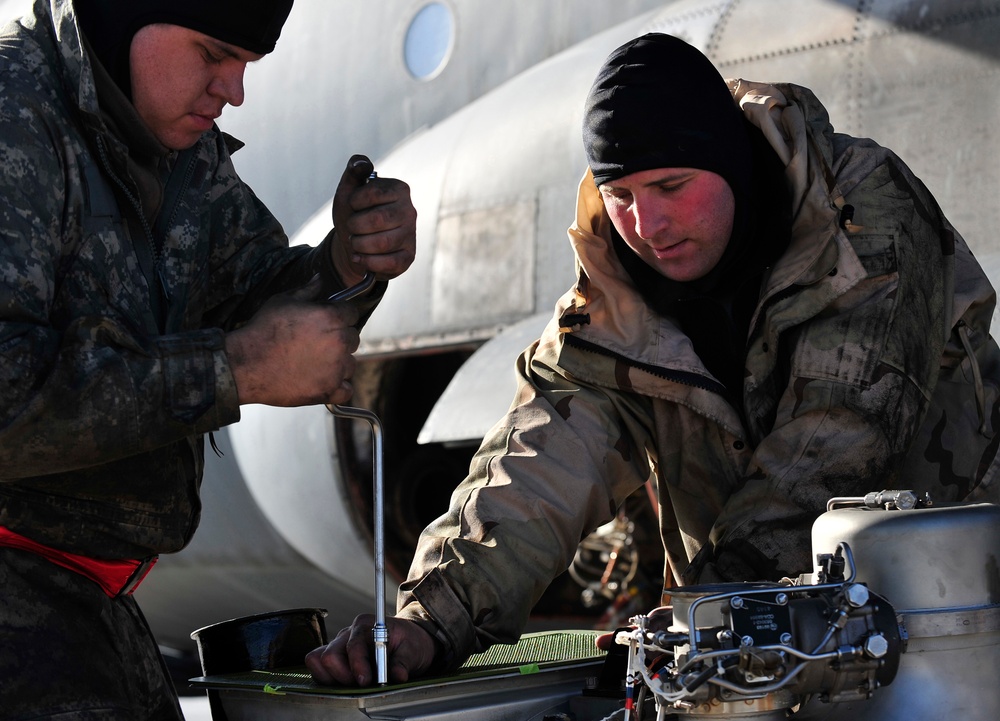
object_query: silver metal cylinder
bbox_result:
[803,502,1000,720]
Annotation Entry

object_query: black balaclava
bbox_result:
[75,0,294,96]
[583,33,791,399]
[584,33,752,208]
[582,33,757,297]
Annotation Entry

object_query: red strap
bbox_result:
[0,525,157,597]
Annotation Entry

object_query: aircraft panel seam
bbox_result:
[847,0,871,140]
[861,3,1000,41]
[706,0,738,58]
[713,36,854,69]
[711,2,1000,70]
[640,1,728,47]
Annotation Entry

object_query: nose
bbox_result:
[631,191,667,240]
[209,63,247,108]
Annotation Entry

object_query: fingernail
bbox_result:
[356,674,368,686]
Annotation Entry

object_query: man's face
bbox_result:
[599,168,735,283]
[129,24,264,150]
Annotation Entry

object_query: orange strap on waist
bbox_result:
[0,525,157,598]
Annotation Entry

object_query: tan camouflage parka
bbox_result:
[0,0,370,559]
[398,79,1000,666]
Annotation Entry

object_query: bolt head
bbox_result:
[893,491,919,510]
[863,634,890,659]
[843,583,870,608]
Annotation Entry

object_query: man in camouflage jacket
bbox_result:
[311,34,1000,687]
[0,0,415,717]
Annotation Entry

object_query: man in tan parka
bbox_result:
[307,33,1000,686]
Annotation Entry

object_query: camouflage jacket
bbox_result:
[0,0,370,558]
[398,80,1000,665]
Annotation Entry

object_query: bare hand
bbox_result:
[305,615,438,687]
[330,154,417,287]
[595,606,673,651]
[225,278,361,406]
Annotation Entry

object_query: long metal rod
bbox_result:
[324,255,388,685]
[328,403,388,685]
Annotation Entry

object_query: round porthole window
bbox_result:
[403,2,454,80]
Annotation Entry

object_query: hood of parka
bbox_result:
[32,0,102,119]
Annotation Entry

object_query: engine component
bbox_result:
[569,512,640,608]
[618,544,900,719]
[799,493,1000,720]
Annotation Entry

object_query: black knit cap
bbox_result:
[583,33,752,200]
[77,0,294,94]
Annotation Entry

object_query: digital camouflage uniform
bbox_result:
[397,80,1000,668]
[0,1,377,717]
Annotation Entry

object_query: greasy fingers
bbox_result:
[305,614,376,686]
[595,632,614,652]
[305,626,360,686]
[226,295,362,407]
[343,178,417,280]
[329,154,417,284]
[307,616,439,687]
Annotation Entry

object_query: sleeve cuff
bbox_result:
[398,568,479,670]
[155,328,240,431]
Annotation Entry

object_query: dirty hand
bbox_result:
[330,154,417,287]
[306,615,438,687]
[225,278,361,407]
[595,606,674,651]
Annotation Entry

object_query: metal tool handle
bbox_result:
[326,271,375,303]
[325,168,389,684]
[325,170,378,304]
[327,400,388,684]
